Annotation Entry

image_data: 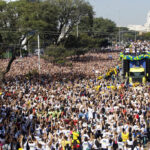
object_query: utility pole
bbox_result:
[135,31,136,42]
[20,48,22,58]
[119,27,121,48]
[37,34,40,74]
[77,17,80,38]
[122,32,124,45]
[28,41,30,56]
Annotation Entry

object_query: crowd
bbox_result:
[0,52,150,150]
[0,52,119,79]
[124,41,150,54]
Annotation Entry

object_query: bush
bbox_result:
[26,69,39,78]
[66,62,73,67]
[65,33,94,49]
[56,59,66,65]
[44,45,74,65]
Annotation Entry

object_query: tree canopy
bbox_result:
[48,0,94,44]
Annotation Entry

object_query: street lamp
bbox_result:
[135,31,137,42]
[119,27,121,48]
[37,33,40,74]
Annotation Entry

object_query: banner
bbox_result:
[120,52,150,61]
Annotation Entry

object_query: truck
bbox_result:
[120,50,150,84]
[129,67,146,84]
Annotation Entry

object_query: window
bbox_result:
[130,72,144,77]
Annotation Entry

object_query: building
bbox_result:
[128,11,150,32]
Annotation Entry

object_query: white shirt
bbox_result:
[118,141,124,150]
[100,138,109,149]
[127,140,133,146]
[82,141,90,150]
[28,142,37,150]
[134,146,143,150]
[83,134,90,141]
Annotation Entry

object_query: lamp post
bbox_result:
[135,31,137,42]
[76,18,80,38]
[37,34,40,74]
[119,27,121,48]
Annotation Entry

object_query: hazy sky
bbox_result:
[88,0,150,27]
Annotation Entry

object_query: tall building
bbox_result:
[128,11,150,32]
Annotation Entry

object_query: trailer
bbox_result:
[120,50,150,84]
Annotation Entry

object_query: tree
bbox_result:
[75,8,94,35]
[65,33,94,48]
[0,0,30,79]
[65,17,117,49]
[37,1,59,46]
[0,0,58,80]
[93,18,117,38]
[44,45,74,64]
[138,32,150,40]
[48,0,94,44]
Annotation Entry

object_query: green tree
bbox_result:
[75,8,94,35]
[65,33,94,48]
[48,0,94,44]
[138,32,150,40]
[65,17,117,49]
[93,18,117,38]
[37,1,59,46]
[44,45,74,64]
[0,0,58,79]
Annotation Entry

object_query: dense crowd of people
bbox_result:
[0,52,150,150]
[0,53,119,79]
[124,41,150,54]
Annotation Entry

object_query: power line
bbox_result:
[0,30,119,36]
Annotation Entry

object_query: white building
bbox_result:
[128,11,150,32]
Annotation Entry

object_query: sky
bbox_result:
[88,0,150,27]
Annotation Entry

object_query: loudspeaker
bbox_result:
[123,60,129,76]
[146,59,150,81]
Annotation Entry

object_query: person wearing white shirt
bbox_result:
[134,144,144,150]
[100,135,109,150]
[82,137,91,150]
[126,137,133,150]
[117,137,124,150]
[88,107,93,120]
